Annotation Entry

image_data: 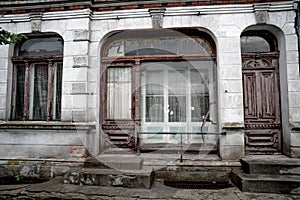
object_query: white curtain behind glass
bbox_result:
[31,64,48,120]
[146,70,164,122]
[107,67,132,119]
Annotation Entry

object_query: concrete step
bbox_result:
[230,170,300,194]
[291,187,300,195]
[240,155,300,175]
[64,168,154,188]
[84,155,143,170]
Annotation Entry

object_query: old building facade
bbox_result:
[0,0,299,179]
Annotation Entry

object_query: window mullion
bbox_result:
[47,61,54,121]
[23,62,30,121]
[187,67,191,132]
[163,69,168,133]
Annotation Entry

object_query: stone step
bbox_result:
[84,155,143,170]
[240,156,300,175]
[291,187,300,195]
[64,168,154,188]
[230,170,300,194]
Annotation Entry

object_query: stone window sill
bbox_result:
[0,121,96,130]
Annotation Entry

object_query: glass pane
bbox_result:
[141,61,217,132]
[14,64,25,120]
[107,67,132,119]
[191,95,209,122]
[147,127,163,139]
[169,96,186,122]
[146,71,163,95]
[32,64,48,120]
[145,70,164,122]
[53,62,63,120]
[241,36,270,53]
[106,34,213,57]
[168,70,186,122]
[19,37,63,56]
[191,69,209,122]
[146,96,164,122]
[169,127,187,141]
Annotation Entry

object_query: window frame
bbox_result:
[100,29,218,152]
[101,29,217,125]
[11,55,63,121]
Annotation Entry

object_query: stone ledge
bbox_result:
[0,121,96,130]
[64,168,154,188]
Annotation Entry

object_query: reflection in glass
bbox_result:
[241,36,270,53]
[146,71,164,122]
[14,65,25,120]
[19,37,63,56]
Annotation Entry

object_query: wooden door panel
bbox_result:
[102,121,135,152]
[260,71,276,119]
[245,129,280,153]
[243,72,258,119]
[242,53,281,154]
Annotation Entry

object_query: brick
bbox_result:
[50,7,65,12]
[120,5,139,10]
[142,4,162,9]
[12,10,26,14]
[167,2,186,7]
[97,7,116,12]
[69,5,86,10]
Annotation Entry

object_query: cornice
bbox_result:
[165,1,295,16]
[0,9,92,23]
[0,1,295,23]
[43,8,92,20]
[91,9,150,20]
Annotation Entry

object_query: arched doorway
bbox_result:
[241,30,282,154]
[100,29,218,153]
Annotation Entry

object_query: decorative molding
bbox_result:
[0,14,30,23]
[92,9,150,20]
[72,55,90,68]
[0,121,95,130]
[255,10,268,24]
[245,124,281,129]
[102,124,135,130]
[149,8,165,29]
[164,2,294,16]
[43,9,92,20]
[0,2,294,23]
[242,59,273,69]
[29,13,42,32]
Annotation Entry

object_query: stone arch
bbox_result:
[241,24,289,155]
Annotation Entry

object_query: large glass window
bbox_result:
[11,35,63,121]
[141,61,217,137]
[101,29,217,151]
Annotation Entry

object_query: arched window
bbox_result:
[11,34,63,121]
[241,30,277,53]
[101,29,218,152]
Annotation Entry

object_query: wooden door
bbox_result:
[100,62,139,153]
[242,53,282,154]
